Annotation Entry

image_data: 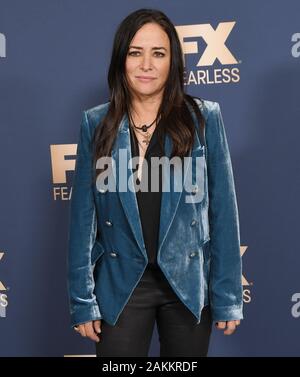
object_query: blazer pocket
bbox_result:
[91,239,105,265]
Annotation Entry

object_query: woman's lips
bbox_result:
[135,76,156,83]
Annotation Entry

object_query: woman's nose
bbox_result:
[140,54,152,70]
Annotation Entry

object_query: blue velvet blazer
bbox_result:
[67,98,243,328]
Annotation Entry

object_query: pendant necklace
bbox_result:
[128,111,159,146]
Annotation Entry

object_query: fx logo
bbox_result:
[50,144,77,200]
[0,33,6,58]
[241,246,250,286]
[175,21,238,66]
[50,144,77,184]
[0,252,6,291]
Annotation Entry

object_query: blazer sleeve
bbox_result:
[205,102,244,322]
[67,110,101,328]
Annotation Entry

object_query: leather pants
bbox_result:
[95,264,212,357]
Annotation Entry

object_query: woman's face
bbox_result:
[125,22,171,99]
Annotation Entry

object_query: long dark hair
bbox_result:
[92,8,205,177]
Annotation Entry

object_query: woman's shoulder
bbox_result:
[82,97,221,129]
[191,96,220,122]
[84,101,111,126]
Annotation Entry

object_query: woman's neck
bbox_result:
[129,93,162,124]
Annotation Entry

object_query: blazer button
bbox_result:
[105,220,113,226]
[190,219,198,226]
[191,185,198,195]
[110,252,118,258]
[189,251,198,258]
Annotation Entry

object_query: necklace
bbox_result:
[128,111,158,146]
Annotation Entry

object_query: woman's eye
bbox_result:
[128,51,165,57]
[154,52,165,57]
[128,51,140,56]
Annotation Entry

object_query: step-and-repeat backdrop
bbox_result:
[0,0,299,356]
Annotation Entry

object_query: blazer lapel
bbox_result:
[111,112,203,261]
[111,113,147,258]
[157,126,202,257]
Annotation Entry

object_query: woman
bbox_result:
[67,8,243,357]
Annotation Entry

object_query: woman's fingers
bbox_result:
[215,321,226,329]
[77,324,86,337]
[84,321,100,342]
[75,321,101,342]
[223,321,236,335]
[93,320,102,334]
[215,320,240,335]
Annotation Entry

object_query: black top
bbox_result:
[129,122,165,269]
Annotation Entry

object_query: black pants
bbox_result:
[95,264,212,357]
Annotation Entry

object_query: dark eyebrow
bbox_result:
[128,46,167,51]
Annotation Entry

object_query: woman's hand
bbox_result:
[215,320,240,335]
[74,320,102,342]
